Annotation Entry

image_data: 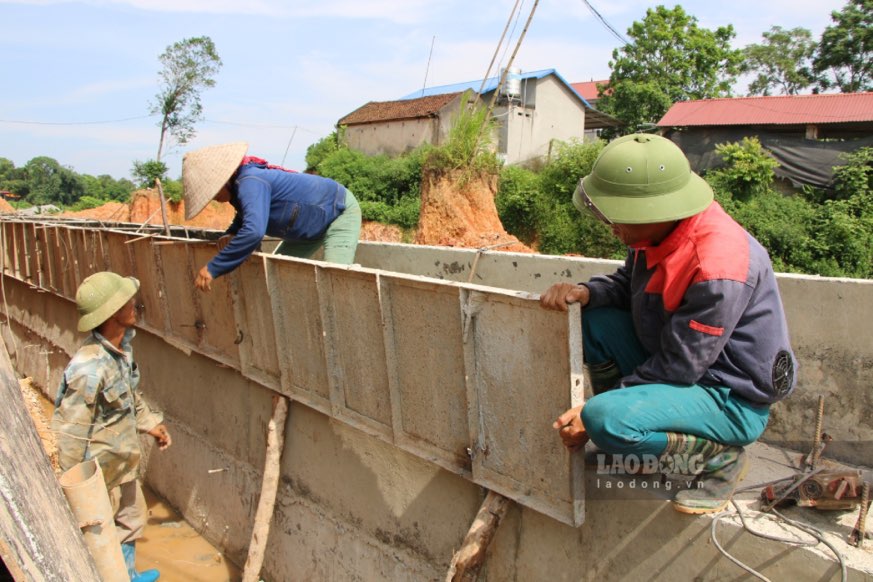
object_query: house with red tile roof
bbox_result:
[569,79,610,107]
[656,93,873,188]
[337,69,621,166]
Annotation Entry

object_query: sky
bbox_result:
[1,0,849,182]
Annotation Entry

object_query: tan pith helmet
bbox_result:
[76,272,140,332]
[182,142,248,220]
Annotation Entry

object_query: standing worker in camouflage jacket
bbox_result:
[542,135,797,514]
[52,271,171,582]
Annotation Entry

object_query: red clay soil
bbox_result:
[415,169,532,253]
[61,189,236,230]
[0,198,15,213]
[59,179,528,251]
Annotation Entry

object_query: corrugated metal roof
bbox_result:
[400,68,559,100]
[338,92,463,126]
[658,92,873,127]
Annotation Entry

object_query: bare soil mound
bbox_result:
[415,169,531,253]
[62,189,235,231]
[0,198,16,213]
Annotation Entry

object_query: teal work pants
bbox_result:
[274,188,362,265]
[579,307,770,457]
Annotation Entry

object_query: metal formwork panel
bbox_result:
[55,228,79,299]
[20,222,39,284]
[320,267,392,437]
[70,229,106,283]
[266,258,330,413]
[233,257,281,390]
[155,242,201,347]
[380,275,471,474]
[41,227,62,296]
[463,290,585,526]
[128,238,166,333]
[190,244,240,368]
[0,222,15,276]
[32,224,52,289]
[13,222,28,281]
[103,231,136,277]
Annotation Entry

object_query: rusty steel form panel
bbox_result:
[462,289,585,526]
[190,244,240,368]
[42,227,66,297]
[19,222,39,284]
[32,224,52,290]
[0,222,15,277]
[69,229,95,285]
[73,228,109,282]
[13,222,28,282]
[103,231,136,277]
[56,228,79,299]
[379,275,471,475]
[233,257,281,390]
[319,267,392,438]
[128,237,167,333]
[265,258,330,413]
[156,242,202,347]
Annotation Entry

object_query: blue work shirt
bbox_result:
[207,164,347,278]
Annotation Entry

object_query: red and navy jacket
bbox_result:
[584,202,797,404]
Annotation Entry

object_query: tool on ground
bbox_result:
[759,395,870,545]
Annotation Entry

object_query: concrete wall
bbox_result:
[2,220,872,580]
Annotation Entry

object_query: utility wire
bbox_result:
[580,0,628,46]
[0,115,152,126]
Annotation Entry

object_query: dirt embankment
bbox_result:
[58,180,529,250]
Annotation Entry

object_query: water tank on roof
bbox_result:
[501,67,522,99]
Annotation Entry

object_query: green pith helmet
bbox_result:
[574,134,713,224]
[76,272,140,332]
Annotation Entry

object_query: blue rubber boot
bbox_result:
[121,542,160,582]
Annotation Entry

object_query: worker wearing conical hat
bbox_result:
[182,142,362,291]
[542,135,796,515]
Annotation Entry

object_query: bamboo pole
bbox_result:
[445,490,512,582]
[241,394,289,582]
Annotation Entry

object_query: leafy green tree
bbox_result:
[22,157,84,206]
[151,36,223,161]
[814,0,872,92]
[131,160,169,188]
[742,27,820,95]
[0,158,28,198]
[80,174,136,202]
[598,5,742,132]
[305,129,347,172]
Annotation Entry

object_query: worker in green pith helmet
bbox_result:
[542,134,797,514]
[52,271,171,581]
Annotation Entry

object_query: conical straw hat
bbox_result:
[182,142,248,220]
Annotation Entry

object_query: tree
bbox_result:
[814,0,872,92]
[742,27,821,95]
[145,35,222,231]
[131,160,169,188]
[22,157,83,206]
[597,5,742,132]
[151,36,223,161]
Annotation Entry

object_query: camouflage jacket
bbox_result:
[51,329,163,489]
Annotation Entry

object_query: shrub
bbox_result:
[706,137,779,201]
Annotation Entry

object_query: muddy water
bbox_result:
[34,385,241,581]
[138,486,240,581]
